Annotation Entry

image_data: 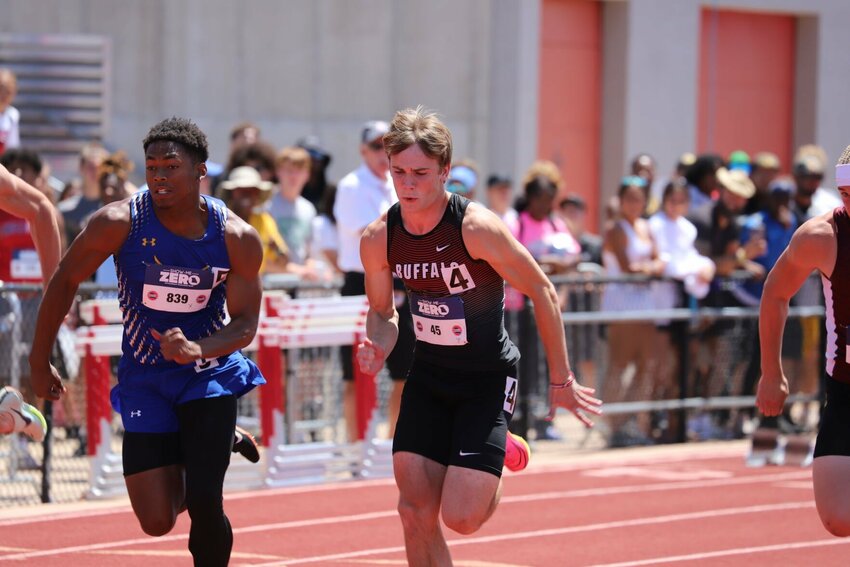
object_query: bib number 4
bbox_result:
[504,376,518,414]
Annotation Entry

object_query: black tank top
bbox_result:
[386,193,520,372]
[824,207,850,383]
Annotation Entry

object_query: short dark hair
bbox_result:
[524,175,558,201]
[0,147,43,174]
[487,174,512,188]
[143,117,209,164]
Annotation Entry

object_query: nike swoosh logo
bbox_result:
[459,450,480,457]
[11,408,31,426]
[436,244,450,252]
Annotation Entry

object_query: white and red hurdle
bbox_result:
[74,292,392,498]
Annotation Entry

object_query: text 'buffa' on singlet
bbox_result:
[116,191,231,367]
[386,193,519,372]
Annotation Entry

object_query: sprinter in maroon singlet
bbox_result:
[758,144,850,537]
[357,107,602,565]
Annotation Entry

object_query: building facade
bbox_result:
[1,0,847,228]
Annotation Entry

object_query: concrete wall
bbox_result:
[601,0,850,217]
[0,0,501,184]
[2,0,848,215]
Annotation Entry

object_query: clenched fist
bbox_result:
[356,338,386,376]
[151,327,202,364]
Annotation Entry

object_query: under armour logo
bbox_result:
[141,238,157,247]
[130,410,142,418]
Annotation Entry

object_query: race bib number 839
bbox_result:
[143,263,214,313]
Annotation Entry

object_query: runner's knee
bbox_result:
[398,497,439,533]
[442,507,486,535]
[138,511,177,537]
[820,514,850,537]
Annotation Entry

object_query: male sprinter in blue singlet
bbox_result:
[29,118,265,566]
[357,107,603,565]
[758,144,850,537]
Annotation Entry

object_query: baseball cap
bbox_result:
[559,194,587,210]
[486,174,512,188]
[753,151,781,171]
[447,165,478,196]
[361,120,390,144]
[793,154,825,177]
[768,177,795,195]
[728,150,751,175]
[677,152,697,169]
[296,136,332,166]
[716,167,755,199]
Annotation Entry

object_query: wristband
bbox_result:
[550,373,575,389]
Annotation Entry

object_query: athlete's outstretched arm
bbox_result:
[29,202,131,399]
[757,213,835,416]
[0,163,61,287]
[358,216,399,375]
[154,216,264,364]
[463,204,602,427]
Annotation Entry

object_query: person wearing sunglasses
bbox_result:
[334,120,414,441]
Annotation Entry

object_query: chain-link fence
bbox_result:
[0,272,825,506]
[513,272,824,449]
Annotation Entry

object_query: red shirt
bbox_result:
[0,209,41,282]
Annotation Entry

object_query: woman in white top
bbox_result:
[647,178,716,440]
[601,177,666,446]
[649,178,715,307]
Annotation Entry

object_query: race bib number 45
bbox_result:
[143,263,215,313]
[410,293,468,346]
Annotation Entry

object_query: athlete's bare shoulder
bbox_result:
[223,209,262,249]
[84,198,131,231]
[787,209,838,275]
[361,210,389,246]
[360,211,389,270]
[462,201,520,261]
[462,201,510,237]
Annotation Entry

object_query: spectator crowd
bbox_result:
[0,64,838,451]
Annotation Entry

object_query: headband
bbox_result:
[837,164,850,187]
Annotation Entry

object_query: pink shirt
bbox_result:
[512,211,580,258]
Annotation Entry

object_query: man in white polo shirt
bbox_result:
[334,120,413,441]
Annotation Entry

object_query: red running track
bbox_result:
[0,443,845,566]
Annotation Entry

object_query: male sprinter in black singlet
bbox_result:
[357,106,602,565]
[758,144,850,537]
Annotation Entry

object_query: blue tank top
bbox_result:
[116,191,232,367]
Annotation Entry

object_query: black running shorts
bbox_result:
[814,375,850,458]
[392,361,519,477]
[122,430,182,476]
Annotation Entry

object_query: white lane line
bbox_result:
[0,469,813,563]
[0,450,749,526]
[247,501,815,566]
[587,537,850,567]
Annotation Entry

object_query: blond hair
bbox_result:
[521,160,564,191]
[275,146,311,170]
[384,106,452,169]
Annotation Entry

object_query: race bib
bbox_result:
[504,376,518,414]
[142,263,214,313]
[194,356,220,373]
[410,293,468,346]
[10,249,41,280]
[440,262,476,294]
